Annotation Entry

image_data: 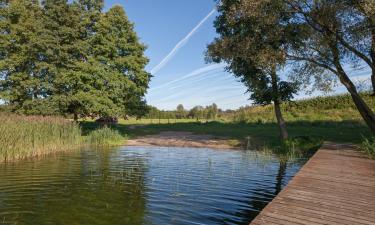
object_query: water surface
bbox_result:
[0,146,308,225]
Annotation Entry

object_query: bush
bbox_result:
[361,137,375,159]
[87,126,126,146]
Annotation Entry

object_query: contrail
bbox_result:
[150,8,216,75]
[149,63,225,91]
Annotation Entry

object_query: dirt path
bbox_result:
[127,131,238,149]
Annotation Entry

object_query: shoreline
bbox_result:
[126,131,240,150]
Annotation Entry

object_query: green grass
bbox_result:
[228,93,375,123]
[0,114,130,162]
[81,120,370,149]
[1,93,373,162]
[0,114,82,162]
[86,126,127,146]
[81,93,373,153]
[360,137,375,159]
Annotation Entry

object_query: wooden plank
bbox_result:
[250,143,375,225]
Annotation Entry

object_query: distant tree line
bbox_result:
[0,0,150,120]
[143,103,220,121]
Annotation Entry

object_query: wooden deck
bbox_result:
[251,143,375,225]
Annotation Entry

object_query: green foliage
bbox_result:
[143,103,220,121]
[282,136,323,152]
[0,113,82,162]
[0,0,150,119]
[206,0,301,140]
[254,136,323,163]
[176,104,186,119]
[86,126,126,146]
[229,93,375,123]
[361,137,375,159]
[206,0,299,106]
[0,0,48,108]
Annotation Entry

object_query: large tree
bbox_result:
[176,104,185,119]
[0,0,52,112]
[283,0,375,133]
[207,0,298,140]
[0,0,150,120]
[338,1,375,95]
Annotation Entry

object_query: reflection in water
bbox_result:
[0,146,308,225]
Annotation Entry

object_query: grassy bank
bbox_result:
[361,137,375,159]
[82,120,368,147]
[0,114,82,162]
[81,93,373,151]
[229,93,375,123]
[0,114,128,163]
[2,93,373,162]
[87,126,126,146]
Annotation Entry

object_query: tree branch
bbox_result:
[286,54,338,74]
[285,0,375,71]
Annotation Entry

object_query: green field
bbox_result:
[1,93,373,162]
[81,93,373,148]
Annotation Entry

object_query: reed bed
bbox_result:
[0,114,82,162]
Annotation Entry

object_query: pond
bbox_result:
[0,146,309,225]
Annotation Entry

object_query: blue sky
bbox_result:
[105,0,371,110]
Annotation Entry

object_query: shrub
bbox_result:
[361,137,375,159]
[87,126,126,146]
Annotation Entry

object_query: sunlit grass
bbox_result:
[360,137,375,159]
[0,114,131,162]
[0,113,82,162]
[86,126,127,146]
[229,93,374,123]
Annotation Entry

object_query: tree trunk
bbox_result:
[270,65,289,141]
[371,30,375,95]
[274,100,289,140]
[337,66,375,133]
[330,41,375,133]
[73,113,78,122]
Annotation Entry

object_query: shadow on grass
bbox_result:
[80,119,370,147]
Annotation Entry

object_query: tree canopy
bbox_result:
[208,0,375,134]
[206,0,299,139]
[0,0,150,120]
[282,0,375,133]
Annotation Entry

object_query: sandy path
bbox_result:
[126,131,238,149]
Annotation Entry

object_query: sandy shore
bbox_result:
[126,131,238,149]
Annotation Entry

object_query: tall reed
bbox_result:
[86,126,126,146]
[0,114,82,162]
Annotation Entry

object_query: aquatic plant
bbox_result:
[86,126,126,146]
[361,137,375,159]
[0,113,82,162]
[255,136,322,163]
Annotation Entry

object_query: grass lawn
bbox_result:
[80,118,371,148]
[80,93,374,149]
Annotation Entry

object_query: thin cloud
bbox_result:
[150,8,216,75]
[150,63,225,91]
